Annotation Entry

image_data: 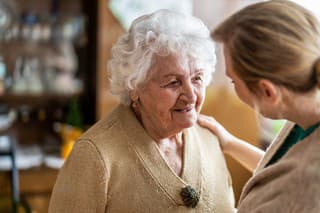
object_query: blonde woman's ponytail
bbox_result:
[315,58,320,88]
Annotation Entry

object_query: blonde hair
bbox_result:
[212,0,320,93]
[108,9,216,105]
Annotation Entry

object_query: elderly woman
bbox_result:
[49,9,234,212]
[199,1,320,212]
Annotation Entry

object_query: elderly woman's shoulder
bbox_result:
[192,123,220,146]
[194,123,218,138]
[190,124,223,155]
[78,105,126,147]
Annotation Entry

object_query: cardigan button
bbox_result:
[180,185,199,208]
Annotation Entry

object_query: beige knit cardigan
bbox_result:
[49,105,235,213]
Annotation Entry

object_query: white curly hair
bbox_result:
[108,9,216,105]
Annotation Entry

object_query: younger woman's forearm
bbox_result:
[225,138,265,172]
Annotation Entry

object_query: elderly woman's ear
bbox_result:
[130,90,139,101]
[130,90,140,108]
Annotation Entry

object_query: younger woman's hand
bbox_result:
[197,114,236,152]
[198,114,264,172]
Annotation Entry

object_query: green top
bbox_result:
[267,121,320,166]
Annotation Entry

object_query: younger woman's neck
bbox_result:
[283,90,320,130]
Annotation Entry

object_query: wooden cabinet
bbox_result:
[0,0,99,212]
[96,0,123,118]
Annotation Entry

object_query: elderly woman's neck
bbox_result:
[156,132,184,145]
[145,123,184,145]
[131,105,185,143]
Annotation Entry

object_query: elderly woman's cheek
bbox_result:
[195,86,206,112]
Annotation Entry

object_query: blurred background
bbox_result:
[0,0,318,212]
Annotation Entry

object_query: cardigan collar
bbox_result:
[255,121,295,174]
[240,120,320,205]
[117,105,203,206]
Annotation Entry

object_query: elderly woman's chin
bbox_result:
[173,108,198,129]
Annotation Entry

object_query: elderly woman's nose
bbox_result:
[180,82,197,102]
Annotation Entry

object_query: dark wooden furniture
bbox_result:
[0,0,98,212]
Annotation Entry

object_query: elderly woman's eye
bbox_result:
[193,76,203,83]
[167,80,180,87]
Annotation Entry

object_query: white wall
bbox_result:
[193,0,320,88]
[193,0,263,30]
[193,0,262,87]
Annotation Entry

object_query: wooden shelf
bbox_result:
[0,93,80,107]
[0,165,58,196]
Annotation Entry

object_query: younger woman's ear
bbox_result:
[257,79,280,103]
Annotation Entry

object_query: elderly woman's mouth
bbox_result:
[173,107,194,113]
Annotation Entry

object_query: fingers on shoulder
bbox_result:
[198,114,216,123]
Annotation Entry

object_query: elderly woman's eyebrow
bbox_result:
[158,74,182,80]
[195,70,204,74]
[162,73,180,77]
[162,70,204,77]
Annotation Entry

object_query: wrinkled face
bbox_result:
[224,47,255,107]
[135,55,206,137]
